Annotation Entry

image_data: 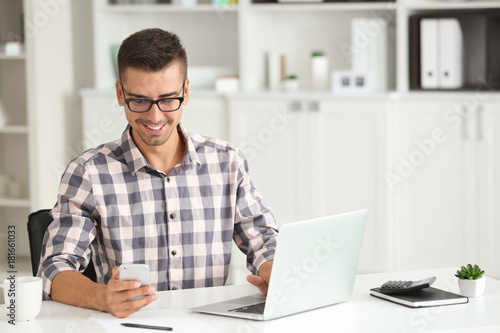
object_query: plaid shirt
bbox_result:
[38,124,278,300]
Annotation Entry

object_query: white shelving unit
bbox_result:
[92,0,398,91]
[83,0,500,280]
[0,0,79,280]
[0,0,31,264]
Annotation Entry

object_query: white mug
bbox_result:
[2,276,42,322]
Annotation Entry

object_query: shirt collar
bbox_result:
[121,123,201,176]
[178,123,201,168]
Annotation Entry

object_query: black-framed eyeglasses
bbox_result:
[120,81,185,113]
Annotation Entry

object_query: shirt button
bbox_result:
[166,177,170,183]
[171,250,177,256]
[169,213,175,219]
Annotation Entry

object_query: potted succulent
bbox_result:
[284,74,299,92]
[455,264,485,297]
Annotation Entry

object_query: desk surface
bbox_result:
[2,268,500,333]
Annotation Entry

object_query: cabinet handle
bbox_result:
[290,101,301,112]
[308,101,320,112]
[477,106,483,141]
[462,106,469,140]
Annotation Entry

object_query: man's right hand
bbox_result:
[103,266,158,318]
[51,267,157,318]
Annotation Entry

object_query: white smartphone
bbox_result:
[119,264,151,300]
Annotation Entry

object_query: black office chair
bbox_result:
[27,209,97,282]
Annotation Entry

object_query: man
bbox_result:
[38,28,278,318]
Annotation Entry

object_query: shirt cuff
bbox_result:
[249,237,277,276]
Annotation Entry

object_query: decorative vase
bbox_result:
[311,55,329,90]
[458,277,485,297]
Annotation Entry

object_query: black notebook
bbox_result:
[370,287,469,308]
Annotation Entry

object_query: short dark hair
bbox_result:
[117,28,187,82]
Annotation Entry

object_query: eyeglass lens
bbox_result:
[129,99,181,112]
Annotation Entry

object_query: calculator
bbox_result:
[379,276,437,294]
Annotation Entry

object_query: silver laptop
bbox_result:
[189,209,367,321]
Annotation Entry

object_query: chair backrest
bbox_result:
[27,209,97,282]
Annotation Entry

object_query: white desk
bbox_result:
[2,268,500,332]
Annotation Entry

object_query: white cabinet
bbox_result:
[476,100,500,278]
[182,94,229,141]
[228,96,390,273]
[228,97,300,225]
[318,99,389,273]
[391,96,500,276]
[390,98,467,270]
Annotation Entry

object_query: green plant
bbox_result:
[455,264,485,280]
[311,50,324,57]
[286,74,298,80]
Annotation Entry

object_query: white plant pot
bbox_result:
[311,56,329,90]
[284,79,299,92]
[458,277,485,297]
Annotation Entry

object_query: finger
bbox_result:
[247,275,268,294]
[112,293,158,318]
[111,266,120,280]
[121,291,158,311]
[117,284,154,302]
[109,289,157,314]
[109,278,142,293]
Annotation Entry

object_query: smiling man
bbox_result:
[37,28,278,318]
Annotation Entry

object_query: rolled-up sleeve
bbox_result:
[37,160,97,300]
[233,150,279,275]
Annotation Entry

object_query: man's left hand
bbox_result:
[247,260,273,294]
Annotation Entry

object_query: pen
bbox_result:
[121,323,173,331]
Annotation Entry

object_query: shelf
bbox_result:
[0,53,26,60]
[395,91,500,100]
[405,0,500,10]
[102,3,238,12]
[0,125,29,134]
[250,2,397,12]
[0,197,30,208]
[101,2,398,13]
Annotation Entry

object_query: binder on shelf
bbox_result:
[419,17,464,89]
[420,18,438,89]
[439,18,464,89]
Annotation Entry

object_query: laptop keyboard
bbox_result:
[228,302,266,314]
